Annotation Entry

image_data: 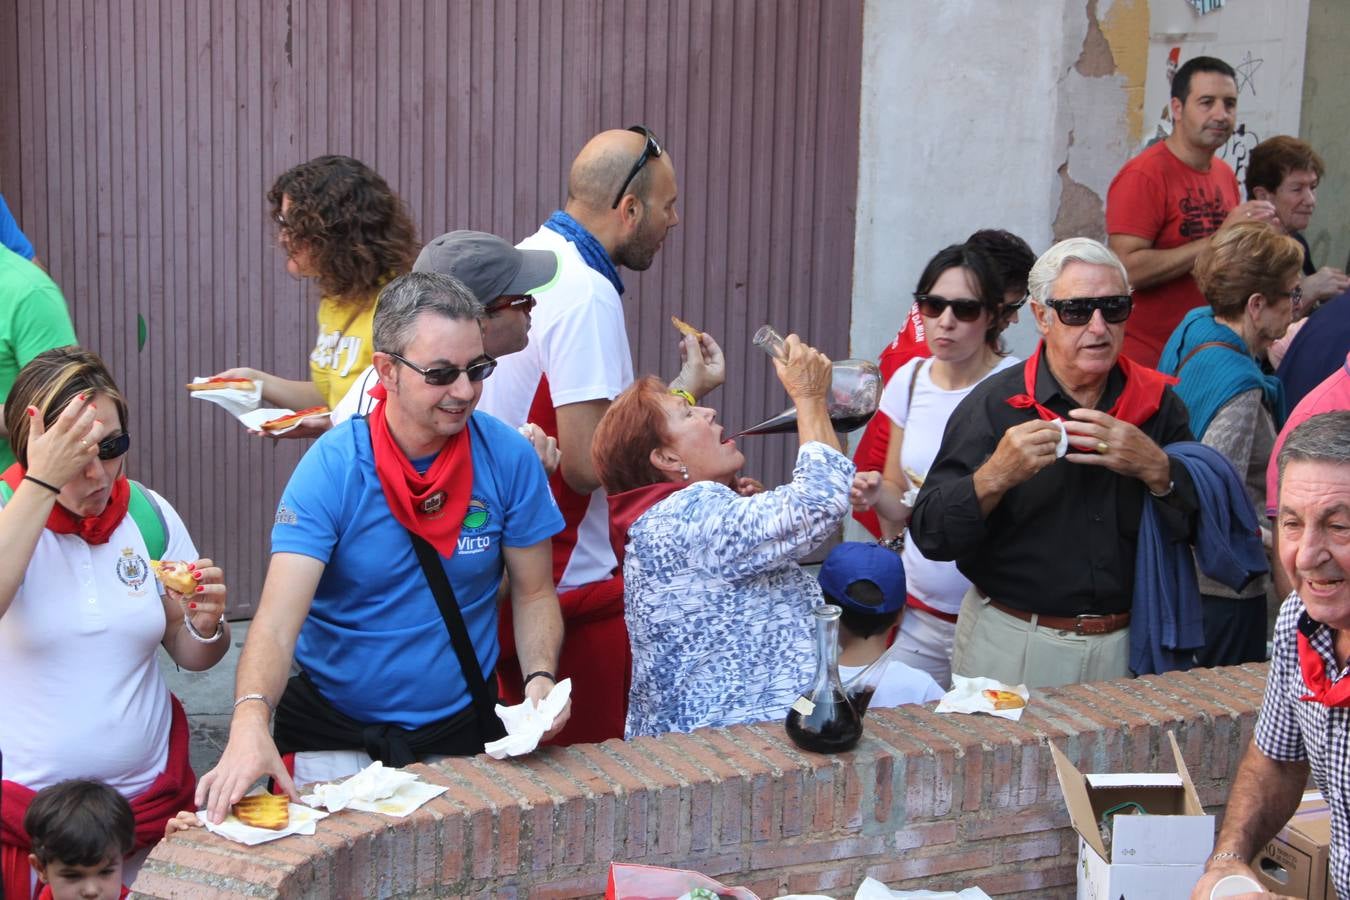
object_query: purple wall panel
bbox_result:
[0,0,863,615]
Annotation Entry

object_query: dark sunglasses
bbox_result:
[389,352,496,386]
[485,294,536,316]
[1277,285,1304,309]
[1003,293,1030,313]
[97,432,131,460]
[610,125,664,209]
[913,293,985,323]
[1043,295,1133,326]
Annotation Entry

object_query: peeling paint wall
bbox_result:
[851,0,1311,366]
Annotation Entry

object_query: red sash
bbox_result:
[0,464,130,545]
[605,481,685,566]
[1005,343,1177,429]
[1297,631,1350,707]
[2,696,196,900]
[366,386,474,558]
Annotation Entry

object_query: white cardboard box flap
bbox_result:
[1051,732,1210,862]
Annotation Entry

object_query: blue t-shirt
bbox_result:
[272,411,564,729]
[0,194,35,260]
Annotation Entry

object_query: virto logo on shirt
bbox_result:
[457,497,492,554]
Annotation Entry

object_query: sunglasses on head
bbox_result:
[611,125,664,209]
[389,352,496,386]
[485,294,536,316]
[1043,294,1132,326]
[97,432,131,461]
[913,293,985,323]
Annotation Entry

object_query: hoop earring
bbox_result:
[679,465,689,481]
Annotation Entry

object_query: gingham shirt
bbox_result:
[1255,594,1350,898]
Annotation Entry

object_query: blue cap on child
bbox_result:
[817,543,906,615]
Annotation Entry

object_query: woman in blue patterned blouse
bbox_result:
[593,335,854,737]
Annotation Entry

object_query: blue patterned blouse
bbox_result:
[623,441,855,738]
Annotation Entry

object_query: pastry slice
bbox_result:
[232,794,290,830]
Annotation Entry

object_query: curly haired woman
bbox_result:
[212,155,418,435]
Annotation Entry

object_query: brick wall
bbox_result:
[130,664,1267,899]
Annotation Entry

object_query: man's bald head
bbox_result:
[566,128,671,211]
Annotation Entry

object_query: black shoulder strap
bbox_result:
[407,531,499,743]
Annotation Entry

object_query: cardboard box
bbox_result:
[1051,733,1215,900]
[1255,790,1332,900]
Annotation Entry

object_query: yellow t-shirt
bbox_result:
[309,293,377,408]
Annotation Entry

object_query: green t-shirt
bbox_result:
[0,247,77,469]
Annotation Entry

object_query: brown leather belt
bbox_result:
[989,599,1130,635]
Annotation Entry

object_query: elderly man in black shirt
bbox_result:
[910,237,1197,688]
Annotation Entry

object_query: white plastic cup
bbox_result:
[1210,873,1264,898]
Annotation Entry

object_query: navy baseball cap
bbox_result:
[817,543,906,615]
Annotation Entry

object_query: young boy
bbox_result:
[24,779,133,900]
[818,543,944,707]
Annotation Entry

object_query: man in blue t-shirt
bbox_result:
[197,272,570,822]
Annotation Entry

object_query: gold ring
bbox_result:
[1096,441,1110,453]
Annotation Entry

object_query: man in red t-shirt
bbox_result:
[852,229,1035,536]
[1106,55,1276,367]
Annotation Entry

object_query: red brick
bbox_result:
[865,845,996,881]
[976,861,1078,895]
[645,734,721,852]
[749,833,887,869]
[605,737,689,856]
[129,868,266,899]
[683,731,751,846]
[786,862,862,894]
[894,820,958,850]
[1000,832,1065,862]
[527,869,610,898]
[961,804,1069,840]
[573,742,652,858]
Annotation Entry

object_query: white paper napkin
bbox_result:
[1052,419,1069,458]
[853,876,993,899]
[300,760,421,813]
[935,674,1030,722]
[186,377,263,417]
[199,795,327,845]
[484,678,572,759]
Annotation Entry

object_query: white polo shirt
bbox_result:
[0,487,197,796]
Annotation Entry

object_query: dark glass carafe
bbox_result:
[785,605,863,753]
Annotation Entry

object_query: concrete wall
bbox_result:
[1301,0,1350,271]
[850,0,1312,366]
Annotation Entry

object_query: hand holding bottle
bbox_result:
[772,334,832,405]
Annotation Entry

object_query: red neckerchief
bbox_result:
[1,463,130,545]
[365,385,473,558]
[606,481,685,566]
[1296,617,1350,706]
[1005,342,1177,428]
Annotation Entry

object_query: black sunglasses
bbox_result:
[389,352,496,386]
[97,432,131,461]
[485,295,536,316]
[611,125,664,209]
[913,293,985,323]
[1043,295,1133,326]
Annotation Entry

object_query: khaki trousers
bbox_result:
[950,587,1130,688]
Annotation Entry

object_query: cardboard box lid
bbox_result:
[1051,731,1209,862]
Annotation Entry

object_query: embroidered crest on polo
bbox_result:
[274,502,298,526]
[116,546,150,590]
[461,498,490,532]
[420,490,447,517]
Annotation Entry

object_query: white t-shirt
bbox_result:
[877,355,1021,614]
[476,226,634,592]
[0,487,197,796]
[839,659,944,708]
[330,363,379,426]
